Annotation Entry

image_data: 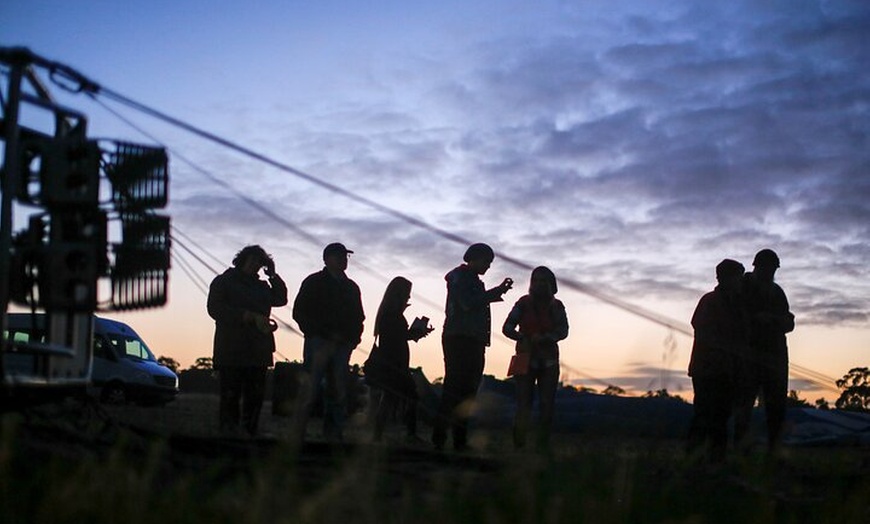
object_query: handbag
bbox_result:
[508,338,532,376]
[362,337,381,383]
[507,352,530,376]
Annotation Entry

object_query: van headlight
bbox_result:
[153,374,178,388]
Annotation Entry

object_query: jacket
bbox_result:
[744,272,794,358]
[442,264,504,345]
[292,268,365,346]
[688,286,750,378]
[502,294,569,362]
[208,267,288,369]
[364,310,416,398]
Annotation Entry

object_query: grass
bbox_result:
[1,395,868,524]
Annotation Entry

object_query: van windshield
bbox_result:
[106,333,156,361]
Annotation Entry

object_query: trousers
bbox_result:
[432,334,485,449]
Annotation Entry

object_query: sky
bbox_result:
[2,0,868,401]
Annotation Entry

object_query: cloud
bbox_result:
[159,0,870,330]
[412,1,870,322]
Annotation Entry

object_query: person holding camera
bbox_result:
[432,243,513,451]
[364,276,433,442]
[208,244,287,437]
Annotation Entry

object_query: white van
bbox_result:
[4,313,179,406]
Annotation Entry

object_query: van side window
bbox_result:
[7,331,33,343]
[123,338,150,360]
[93,336,115,359]
[105,334,154,361]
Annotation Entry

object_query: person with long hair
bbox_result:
[364,277,432,442]
[502,266,569,449]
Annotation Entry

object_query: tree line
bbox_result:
[157,355,869,413]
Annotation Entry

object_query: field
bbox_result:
[1,394,868,524]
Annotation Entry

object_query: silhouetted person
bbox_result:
[734,249,795,453]
[687,259,748,462]
[208,245,287,437]
[502,266,569,450]
[432,243,513,451]
[364,277,433,442]
[292,243,365,442]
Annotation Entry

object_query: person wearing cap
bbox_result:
[208,245,288,437]
[502,266,569,450]
[686,259,749,462]
[734,248,795,453]
[432,242,514,451]
[292,242,365,442]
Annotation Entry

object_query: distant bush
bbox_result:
[157,356,180,373]
[835,367,870,412]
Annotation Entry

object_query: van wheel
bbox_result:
[101,383,127,404]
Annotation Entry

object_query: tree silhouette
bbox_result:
[642,389,687,403]
[602,385,626,396]
[813,398,830,410]
[190,356,214,370]
[835,367,870,412]
[786,389,810,408]
[157,356,180,373]
[561,383,597,393]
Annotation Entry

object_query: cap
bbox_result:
[753,248,780,268]
[323,242,353,259]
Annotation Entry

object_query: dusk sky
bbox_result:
[3,0,868,400]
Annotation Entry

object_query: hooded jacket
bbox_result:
[442,264,504,345]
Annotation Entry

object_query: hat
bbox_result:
[753,249,780,268]
[323,242,353,259]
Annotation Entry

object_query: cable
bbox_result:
[88,93,324,247]
[171,231,299,362]
[91,88,695,336]
[91,97,585,388]
[170,233,222,276]
[95,88,836,393]
[170,251,208,295]
[38,53,834,395]
[89,92,451,320]
[172,228,301,328]
[171,225,225,269]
